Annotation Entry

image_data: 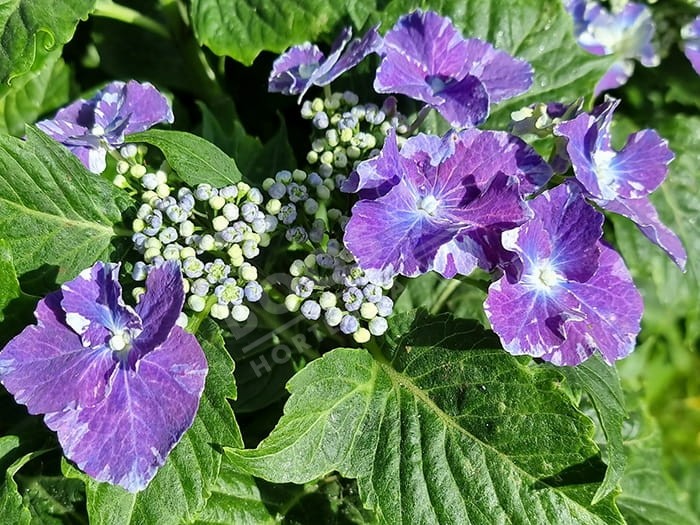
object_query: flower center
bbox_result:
[91,124,106,137]
[537,266,560,288]
[592,149,618,197]
[108,329,134,354]
[418,195,440,216]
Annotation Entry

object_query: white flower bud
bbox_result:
[210,303,229,319]
[353,327,371,344]
[240,264,258,281]
[284,294,302,312]
[319,291,337,309]
[231,304,250,322]
[212,216,229,231]
[360,302,378,320]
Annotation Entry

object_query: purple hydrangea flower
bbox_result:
[343,129,552,280]
[485,184,643,366]
[553,98,686,269]
[374,10,533,128]
[269,26,381,101]
[564,1,659,95]
[0,261,207,492]
[37,81,174,173]
[681,16,700,75]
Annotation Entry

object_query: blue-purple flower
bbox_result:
[485,184,643,366]
[565,1,659,95]
[681,16,700,75]
[37,80,174,173]
[268,26,381,101]
[0,261,207,492]
[342,129,552,280]
[374,10,533,128]
[553,98,686,269]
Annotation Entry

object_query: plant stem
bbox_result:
[406,106,433,135]
[93,0,170,39]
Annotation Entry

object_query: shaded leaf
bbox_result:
[0,240,21,322]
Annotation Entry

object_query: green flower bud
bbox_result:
[289,259,306,277]
[237,181,251,197]
[132,218,145,233]
[179,220,195,237]
[228,244,242,259]
[316,185,331,201]
[116,160,130,175]
[145,237,162,250]
[258,233,271,247]
[113,174,129,189]
[209,195,226,210]
[353,327,371,344]
[144,247,161,262]
[240,263,258,281]
[319,291,336,309]
[285,294,302,312]
[303,253,317,268]
[360,302,378,320]
[320,151,334,165]
[340,128,354,143]
[326,129,339,147]
[292,169,307,182]
[312,139,326,153]
[188,294,206,312]
[311,98,324,113]
[132,287,146,302]
[266,199,282,215]
[346,145,361,159]
[262,177,276,191]
[212,215,229,231]
[130,164,147,178]
[306,150,319,164]
[210,303,229,320]
[327,208,342,221]
[156,184,170,198]
[180,246,196,259]
[142,190,158,204]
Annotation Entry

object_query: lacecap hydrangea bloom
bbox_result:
[374,10,533,128]
[553,98,686,269]
[268,26,381,101]
[0,261,207,492]
[37,80,173,173]
[564,0,659,95]
[485,184,643,366]
[342,129,552,281]
[681,16,700,76]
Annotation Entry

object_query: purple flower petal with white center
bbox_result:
[564,1,659,95]
[344,129,546,279]
[681,16,700,75]
[269,26,381,102]
[36,81,174,173]
[374,10,532,128]
[485,184,643,365]
[597,196,687,271]
[0,261,207,492]
[555,99,673,200]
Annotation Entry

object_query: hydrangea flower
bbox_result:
[37,80,174,173]
[374,10,533,128]
[0,261,207,492]
[485,184,643,365]
[269,26,381,101]
[564,1,659,95]
[342,129,552,280]
[681,16,700,75]
[553,98,686,269]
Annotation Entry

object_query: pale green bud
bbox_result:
[210,303,229,319]
[360,302,378,319]
[353,327,371,344]
[130,164,147,178]
[132,218,145,232]
[285,294,302,312]
[209,195,226,210]
[212,216,229,231]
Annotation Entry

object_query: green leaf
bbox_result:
[557,357,627,505]
[241,118,296,185]
[65,320,242,525]
[189,0,344,65]
[0,437,51,525]
[0,240,21,322]
[0,126,129,286]
[0,0,94,99]
[17,475,85,525]
[227,310,623,524]
[191,459,277,525]
[612,114,700,347]
[127,130,242,187]
[0,50,70,137]
[616,399,699,525]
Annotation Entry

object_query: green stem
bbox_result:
[93,0,170,39]
[187,296,218,334]
[406,106,433,135]
[429,279,461,315]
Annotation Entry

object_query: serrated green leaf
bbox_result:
[17,475,85,525]
[0,0,94,99]
[0,50,70,137]
[127,130,242,187]
[0,438,50,525]
[189,0,344,65]
[227,310,623,524]
[0,126,129,286]
[0,239,21,322]
[557,357,627,504]
[65,320,242,525]
[617,399,699,525]
[612,114,700,347]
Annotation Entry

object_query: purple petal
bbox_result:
[45,326,207,492]
[431,74,490,128]
[432,237,480,278]
[134,261,186,353]
[598,196,687,270]
[60,262,142,348]
[311,26,381,87]
[594,59,634,95]
[342,130,404,196]
[557,244,643,365]
[120,81,174,135]
[0,292,116,414]
[268,43,324,95]
[460,38,533,104]
[682,17,700,75]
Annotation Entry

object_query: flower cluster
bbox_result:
[124,152,276,324]
[564,0,659,94]
[0,261,207,492]
[37,80,173,173]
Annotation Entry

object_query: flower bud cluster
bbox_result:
[300,91,410,187]
[283,238,395,343]
[128,161,275,324]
